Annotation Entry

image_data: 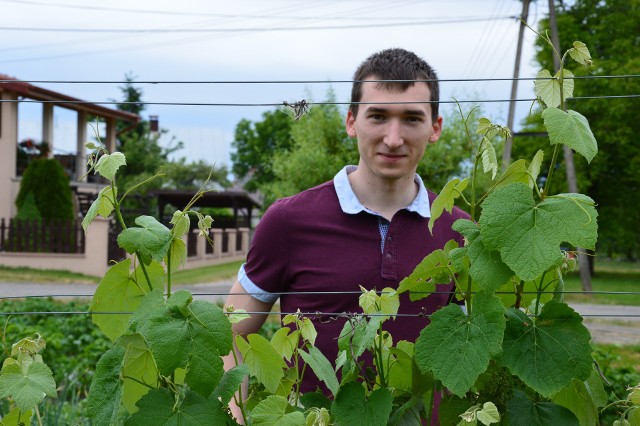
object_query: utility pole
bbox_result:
[547,0,593,292]
[502,0,531,168]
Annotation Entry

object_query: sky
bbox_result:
[2,0,551,167]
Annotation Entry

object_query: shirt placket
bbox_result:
[381,219,397,280]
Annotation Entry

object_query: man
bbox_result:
[224,47,469,401]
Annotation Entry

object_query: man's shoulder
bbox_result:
[271,180,337,212]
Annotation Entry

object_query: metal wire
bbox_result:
[2,74,640,84]
[1,94,638,107]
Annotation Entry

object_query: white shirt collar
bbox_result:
[333,165,431,218]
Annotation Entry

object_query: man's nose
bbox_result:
[383,119,403,149]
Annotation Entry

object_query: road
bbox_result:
[1,281,638,345]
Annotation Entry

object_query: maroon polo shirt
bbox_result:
[242,178,469,394]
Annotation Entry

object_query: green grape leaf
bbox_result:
[167,237,187,272]
[170,210,190,238]
[332,382,393,426]
[82,186,117,232]
[428,178,469,233]
[496,159,531,189]
[251,395,305,426]
[502,301,592,397]
[298,346,340,397]
[90,259,164,342]
[87,346,125,426]
[126,388,228,425]
[476,117,499,140]
[628,408,640,425]
[452,219,513,293]
[337,316,382,361]
[535,69,574,108]
[117,215,172,265]
[0,407,32,426]
[0,360,56,412]
[298,317,317,346]
[212,364,249,406]
[476,402,500,425]
[480,137,498,180]
[528,150,544,188]
[387,341,414,393]
[236,334,286,394]
[196,212,214,236]
[542,107,598,163]
[398,242,457,299]
[11,335,46,357]
[305,408,331,426]
[120,333,159,414]
[552,377,601,426]
[507,390,578,426]
[479,183,597,281]
[130,293,232,398]
[271,328,299,361]
[94,151,126,181]
[568,41,592,67]
[415,291,505,397]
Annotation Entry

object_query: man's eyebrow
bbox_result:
[364,106,427,116]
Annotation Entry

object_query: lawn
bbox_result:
[564,258,640,305]
[0,259,245,286]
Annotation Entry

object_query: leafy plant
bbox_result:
[0,334,56,426]
[5,34,631,426]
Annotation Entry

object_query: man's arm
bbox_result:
[223,279,275,423]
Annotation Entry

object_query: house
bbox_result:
[0,74,254,276]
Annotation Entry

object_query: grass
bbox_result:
[0,259,245,286]
[563,258,640,305]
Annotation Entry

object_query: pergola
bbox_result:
[151,189,262,229]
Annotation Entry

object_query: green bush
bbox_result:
[15,158,74,221]
[0,298,111,399]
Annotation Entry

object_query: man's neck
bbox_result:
[348,168,418,221]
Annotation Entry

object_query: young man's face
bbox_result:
[346,79,442,184]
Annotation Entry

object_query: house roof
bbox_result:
[0,74,139,123]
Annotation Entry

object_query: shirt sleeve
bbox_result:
[239,199,290,303]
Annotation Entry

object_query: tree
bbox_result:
[231,109,293,192]
[15,158,74,221]
[522,0,640,260]
[261,96,357,207]
[115,72,146,139]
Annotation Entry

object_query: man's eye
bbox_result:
[369,114,385,121]
[405,116,421,123]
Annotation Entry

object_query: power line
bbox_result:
[1,95,637,107]
[4,75,639,85]
[0,0,490,22]
[0,17,517,34]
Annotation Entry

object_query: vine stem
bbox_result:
[111,180,154,292]
[35,405,43,426]
[514,280,525,309]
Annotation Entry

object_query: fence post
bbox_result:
[227,228,237,256]
[238,227,250,254]
[212,229,223,259]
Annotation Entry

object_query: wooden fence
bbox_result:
[0,218,85,254]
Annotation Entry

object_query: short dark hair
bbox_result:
[350,48,440,121]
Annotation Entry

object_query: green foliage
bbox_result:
[6,32,628,425]
[522,0,640,260]
[261,93,358,208]
[0,335,56,413]
[15,158,73,221]
[231,108,294,193]
[415,292,505,397]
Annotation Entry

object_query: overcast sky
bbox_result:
[2,0,551,165]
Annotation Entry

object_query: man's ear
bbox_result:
[428,116,443,143]
[345,110,357,138]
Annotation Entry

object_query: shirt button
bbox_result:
[385,253,392,260]
[387,236,392,242]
